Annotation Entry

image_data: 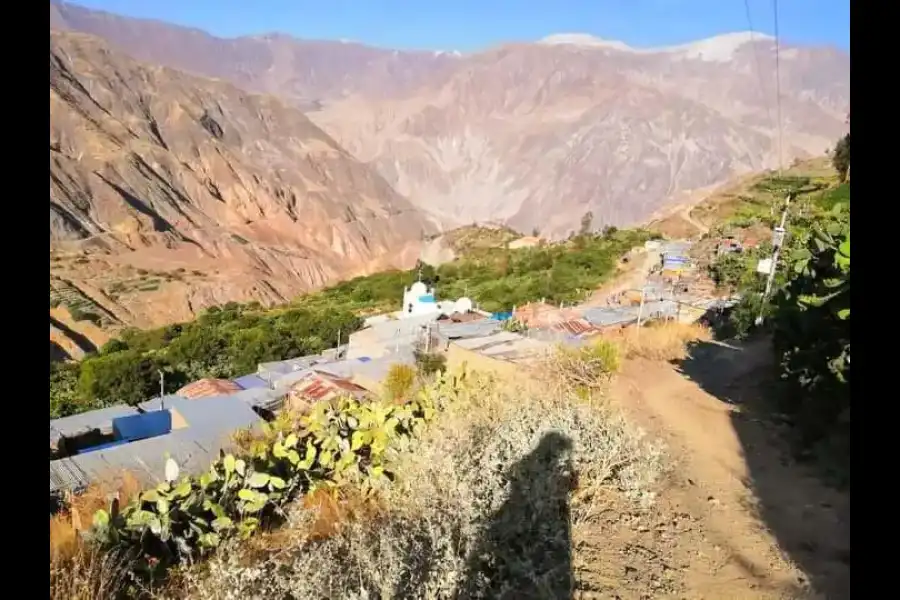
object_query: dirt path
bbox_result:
[679,205,710,235]
[609,339,850,599]
[583,248,661,307]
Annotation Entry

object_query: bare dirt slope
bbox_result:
[610,339,850,599]
[50,30,431,330]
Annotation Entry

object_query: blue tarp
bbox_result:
[113,411,172,442]
[418,295,436,303]
[492,311,513,321]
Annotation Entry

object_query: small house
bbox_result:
[285,371,370,414]
[176,378,243,400]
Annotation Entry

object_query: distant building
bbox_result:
[50,395,262,496]
[232,373,269,390]
[512,302,581,328]
[402,281,440,318]
[285,371,369,414]
[446,331,551,378]
[177,378,243,400]
[50,405,140,458]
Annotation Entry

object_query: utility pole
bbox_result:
[756,194,792,326]
[635,286,648,333]
[158,370,165,408]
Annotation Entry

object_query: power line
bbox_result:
[772,0,784,173]
[741,0,773,129]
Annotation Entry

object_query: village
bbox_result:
[49,239,737,502]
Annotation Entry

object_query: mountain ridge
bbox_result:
[50,0,849,237]
[50,29,432,330]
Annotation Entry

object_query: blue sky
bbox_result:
[68,0,850,52]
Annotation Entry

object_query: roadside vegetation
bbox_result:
[51,329,675,599]
[699,148,850,484]
[50,228,651,419]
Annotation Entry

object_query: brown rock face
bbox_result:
[50,30,431,329]
[317,40,849,237]
[51,2,849,239]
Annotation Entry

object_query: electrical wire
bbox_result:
[772,0,784,173]
[741,0,773,129]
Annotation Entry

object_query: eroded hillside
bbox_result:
[50,31,432,331]
[50,2,849,238]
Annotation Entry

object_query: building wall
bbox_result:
[445,344,522,380]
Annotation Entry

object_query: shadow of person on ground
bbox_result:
[456,432,575,600]
[672,337,850,600]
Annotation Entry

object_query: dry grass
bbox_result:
[50,542,131,600]
[606,321,711,362]
[180,372,666,599]
[52,345,674,600]
[50,472,142,562]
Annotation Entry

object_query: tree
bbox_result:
[771,222,849,471]
[579,211,594,236]
[832,133,850,182]
[77,350,160,407]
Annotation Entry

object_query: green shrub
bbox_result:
[414,351,447,376]
[384,364,417,402]
[551,339,621,393]
[87,373,467,579]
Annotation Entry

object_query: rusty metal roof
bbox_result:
[176,378,243,400]
[289,371,368,403]
[549,318,600,337]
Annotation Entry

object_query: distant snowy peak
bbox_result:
[538,33,633,52]
[538,31,776,62]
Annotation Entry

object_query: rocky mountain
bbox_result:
[50,0,463,109]
[316,36,849,236]
[50,2,849,238]
[50,30,431,329]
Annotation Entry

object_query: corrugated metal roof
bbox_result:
[315,350,416,386]
[51,396,264,495]
[271,368,317,389]
[257,354,327,379]
[452,332,550,364]
[289,372,368,403]
[227,387,284,410]
[138,395,188,412]
[170,395,262,435]
[351,312,440,345]
[176,378,243,400]
[581,301,678,328]
[50,405,139,447]
[437,318,502,340]
[51,426,227,495]
[548,318,600,337]
[233,374,269,390]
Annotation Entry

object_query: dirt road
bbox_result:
[610,339,850,599]
[583,247,662,307]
